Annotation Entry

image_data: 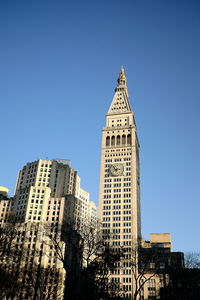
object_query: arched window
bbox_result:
[106,136,110,147]
[116,135,120,145]
[127,134,131,146]
[111,136,115,146]
[122,135,126,145]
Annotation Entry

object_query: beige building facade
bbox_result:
[0,186,12,226]
[12,159,97,227]
[0,159,97,299]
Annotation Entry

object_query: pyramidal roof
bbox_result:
[107,67,132,115]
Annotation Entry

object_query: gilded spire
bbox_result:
[117,66,127,86]
[108,67,131,114]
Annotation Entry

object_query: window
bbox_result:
[123,228,131,233]
[114,189,121,192]
[122,135,126,145]
[114,178,121,182]
[111,136,115,146]
[104,189,111,193]
[113,217,121,221]
[116,135,120,145]
[160,262,165,269]
[124,177,131,181]
[113,205,121,209]
[106,136,110,146]
[123,235,131,239]
[113,199,121,203]
[149,262,156,269]
[103,206,111,210]
[127,134,131,145]
[113,223,120,227]
[123,216,131,221]
[114,194,121,198]
[148,279,156,299]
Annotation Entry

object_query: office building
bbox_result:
[98,67,141,298]
[0,159,97,299]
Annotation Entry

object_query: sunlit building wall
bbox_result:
[0,159,97,299]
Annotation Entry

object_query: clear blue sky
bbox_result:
[0,0,200,253]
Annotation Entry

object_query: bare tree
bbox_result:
[185,252,200,269]
[44,220,126,300]
[126,244,162,300]
[81,223,104,268]
[0,267,23,300]
[0,216,19,259]
[0,217,28,299]
[80,240,125,300]
[22,264,64,300]
[123,241,183,300]
[75,224,125,300]
[42,220,83,300]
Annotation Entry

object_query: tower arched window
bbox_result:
[116,135,120,145]
[122,135,126,145]
[111,136,115,146]
[106,136,110,147]
[127,134,131,146]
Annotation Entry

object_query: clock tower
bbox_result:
[98,67,141,297]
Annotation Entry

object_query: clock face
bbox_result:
[110,164,124,176]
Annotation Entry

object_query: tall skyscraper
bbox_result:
[0,159,97,299]
[98,67,141,297]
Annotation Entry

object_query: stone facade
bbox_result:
[0,159,97,299]
[98,68,141,298]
